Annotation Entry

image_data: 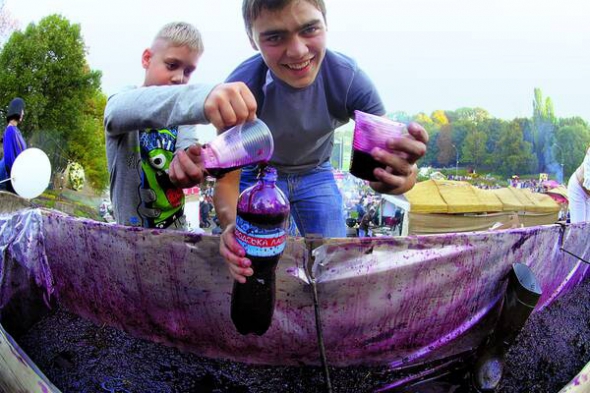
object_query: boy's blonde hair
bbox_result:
[153,22,204,53]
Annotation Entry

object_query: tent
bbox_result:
[382,180,560,235]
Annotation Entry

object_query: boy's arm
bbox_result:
[176,125,198,151]
[167,82,258,189]
[104,84,215,135]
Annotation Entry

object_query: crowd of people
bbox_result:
[4,0,590,286]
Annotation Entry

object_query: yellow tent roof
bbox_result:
[507,187,539,212]
[404,180,447,213]
[491,188,525,211]
[435,180,485,213]
[507,188,559,213]
[526,190,562,213]
[473,188,504,212]
[404,180,559,214]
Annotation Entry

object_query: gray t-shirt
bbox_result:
[227,50,385,173]
[104,84,214,227]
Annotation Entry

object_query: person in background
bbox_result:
[567,146,590,223]
[104,22,256,229]
[199,196,213,228]
[355,197,366,223]
[1,97,26,194]
[358,208,376,237]
[214,0,428,283]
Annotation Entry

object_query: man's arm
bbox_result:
[213,170,240,229]
[214,170,253,283]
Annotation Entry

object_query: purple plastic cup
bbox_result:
[202,119,274,178]
[349,110,407,181]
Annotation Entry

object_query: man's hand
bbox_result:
[169,144,207,188]
[370,122,429,195]
[220,224,253,283]
[204,82,257,130]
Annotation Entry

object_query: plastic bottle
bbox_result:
[231,165,290,335]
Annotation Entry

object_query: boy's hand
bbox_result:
[219,224,253,283]
[169,144,207,188]
[369,122,429,195]
[204,82,257,130]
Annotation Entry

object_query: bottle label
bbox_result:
[235,216,286,257]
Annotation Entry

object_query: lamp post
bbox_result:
[451,144,459,178]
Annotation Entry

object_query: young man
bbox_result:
[215,0,429,283]
[1,97,26,194]
[105,22,256,229]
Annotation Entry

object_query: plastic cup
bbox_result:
[203,119,274,178]
[349,110,407,181]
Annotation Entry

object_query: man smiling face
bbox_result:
[248,0,327,89]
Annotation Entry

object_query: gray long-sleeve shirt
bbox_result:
[104,84,214,227]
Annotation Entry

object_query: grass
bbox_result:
[32,188,105,222]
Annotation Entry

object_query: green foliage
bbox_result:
[461,122,488,171]
[421,129,439,166]
[553,123,590,178]
[431,110,449,126]
[0,14,107,190]
[66,90,109,191]
[436,124,454,166]
[492,120,536,176]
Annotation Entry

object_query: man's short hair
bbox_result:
[242,0,327,36]
[154,22,204,53]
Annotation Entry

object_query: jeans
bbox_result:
[240,162,346,238]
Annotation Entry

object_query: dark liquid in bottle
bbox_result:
[349,149,385,181]
[231,209,289,336]
[237,211,288,227]
[231,253,280,336]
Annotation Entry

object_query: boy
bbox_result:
[105,22,256,229]
[1,97,26,194]
[214,0,429,282]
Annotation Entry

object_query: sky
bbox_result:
[5,0,590,138]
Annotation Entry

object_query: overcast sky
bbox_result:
[5,0,590,127]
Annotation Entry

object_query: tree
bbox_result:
[431,110,449,127]
[0,14,107,189]
[480,118,505,167]
[553,123,590,179]
[436,124,455,166]
[454,107,490,124]
[461,122,488,171]
[413,112,434,132]
[493,120,536,176]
